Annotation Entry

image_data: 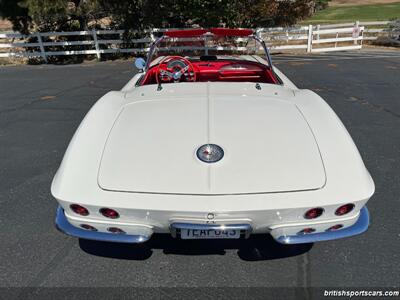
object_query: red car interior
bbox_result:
[141,59,279,85]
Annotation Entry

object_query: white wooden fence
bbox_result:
[0,21,394,62]
[259,21,393,53]
[0,29,153,62]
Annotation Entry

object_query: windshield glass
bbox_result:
[139,30,277,86]
[149,34,268,66]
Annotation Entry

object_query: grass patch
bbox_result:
[302,2,400,24]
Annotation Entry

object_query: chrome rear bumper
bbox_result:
[55,206,152,243]
[275,206,370,244]
[55,205,370,245]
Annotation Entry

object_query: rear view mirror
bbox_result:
[134,58,146,71]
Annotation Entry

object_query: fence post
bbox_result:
[307,24,313,53]
[316,24,320,40]
[335,32,339,48]
[36,32,47,63]
[92,29,101,60]
[360,25,364,48]
[354,21,360,45]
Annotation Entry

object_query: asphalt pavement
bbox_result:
[0,50,399,299]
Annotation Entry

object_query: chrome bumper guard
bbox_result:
[275,206,370,244]
[55,206,152,244]
[170,223,252,238]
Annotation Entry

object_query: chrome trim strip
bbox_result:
[145,36,164,71]
[275,206,370,244]
[170,223,252,238]
[252,33,273,68]
[55,206,152,244]
[269,209,359,230]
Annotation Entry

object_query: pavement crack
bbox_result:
[0,98,43,114]
[0,71,119,115]
[22,238,75,288]
[346,96,400,119]
[296,251,311,299]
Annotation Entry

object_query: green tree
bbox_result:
[100,0,315,30]
[1,0,318,33]
[0,0,105,32]
[274,0,315,26]
[19,0,68,31]
[0,0,30,33]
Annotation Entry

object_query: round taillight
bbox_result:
[327,224,343,231]
[298,228,316,235]
[100,208,119,219]
[335,204,355,216]
[107,227,125,234]
[70,204,89,216]
[80,224,97,231]
[304,207,324,219]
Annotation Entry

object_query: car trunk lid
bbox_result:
[98,83,326,195]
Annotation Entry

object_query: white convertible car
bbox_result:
[52,28,374,244]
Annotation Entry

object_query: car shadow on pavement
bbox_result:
[79,234,313,261]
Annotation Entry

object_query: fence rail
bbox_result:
[0,21,396,62]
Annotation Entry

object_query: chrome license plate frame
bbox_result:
[170,223,252,239]
[180,228,240,239]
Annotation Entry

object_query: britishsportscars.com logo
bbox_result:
[324,289,399,298]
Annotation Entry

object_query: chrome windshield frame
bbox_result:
[144,32,273,71]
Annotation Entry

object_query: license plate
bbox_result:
[180,229,240,239]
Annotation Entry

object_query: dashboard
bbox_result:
[140,56,279,85]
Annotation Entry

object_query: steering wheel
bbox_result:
[156,56,196,84]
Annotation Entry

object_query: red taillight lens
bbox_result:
[298,227,316,235]
[80,224,97,231]
[304,207,324,219]
[70,204,89,216]
[327,224,343,231]
[100,208,119,219]
[335,204,355,216]
[107,227,125,234]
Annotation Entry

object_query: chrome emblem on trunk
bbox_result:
[196,144,224,163]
